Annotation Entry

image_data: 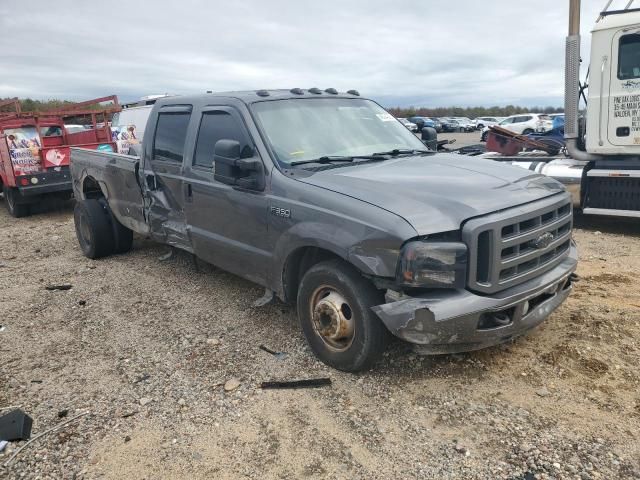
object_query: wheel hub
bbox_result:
[312,290,354,344]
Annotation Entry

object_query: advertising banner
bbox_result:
[112,124,139,154]
[5,127,42,175]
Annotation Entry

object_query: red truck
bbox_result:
[0,96,120,217]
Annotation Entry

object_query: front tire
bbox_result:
[74,199,116,259]
[2,185,30,218]
[297,259,389,372]
[523,128,534,135]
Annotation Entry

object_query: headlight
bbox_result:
[397,241,467,288]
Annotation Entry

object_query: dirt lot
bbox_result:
[1,179,639,479]
[437,131,484,148]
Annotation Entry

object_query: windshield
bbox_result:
[251,98,426,165]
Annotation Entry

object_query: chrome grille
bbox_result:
[463,194,573,294]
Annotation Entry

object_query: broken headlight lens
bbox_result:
[397,241,467,288]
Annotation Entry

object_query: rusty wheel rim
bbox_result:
[309,285,355,351]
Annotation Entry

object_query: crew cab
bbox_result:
[70,89,577,371]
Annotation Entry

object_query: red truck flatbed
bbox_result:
[0,96,120,217]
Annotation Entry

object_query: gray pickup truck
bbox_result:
[70,89,577,371]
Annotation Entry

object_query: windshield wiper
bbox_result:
[290,156,355,166]
[290,154,385,167]
[370,149,432,156]
[289,149,430,167]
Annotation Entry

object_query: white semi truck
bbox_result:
[503,0,640,218]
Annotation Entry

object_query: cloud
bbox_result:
[0,0,604,107]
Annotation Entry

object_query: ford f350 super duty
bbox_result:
[69,89,578,371]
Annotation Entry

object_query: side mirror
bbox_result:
[214,139,241,162]
[213,139,264,191]
[421,126,438,151]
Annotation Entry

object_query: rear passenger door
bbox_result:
[143,105,192,247]
[183,106,270,283]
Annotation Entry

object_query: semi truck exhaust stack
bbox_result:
[565,0,603,161]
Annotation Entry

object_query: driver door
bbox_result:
[182,106,271,283]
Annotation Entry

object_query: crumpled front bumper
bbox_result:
[372,244,578,354]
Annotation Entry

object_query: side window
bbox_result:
[153,112,191,162]
[618,33,640,80]
[41,126,63,137]
[193,111,247,169]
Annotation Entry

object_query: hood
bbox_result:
[296,153,565,235]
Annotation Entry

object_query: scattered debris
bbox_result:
[134,373,151,384]
[120,411,138,418]
[0,406,20,413]
[158,248,175,261]
[0,440,7,453]
[124,435,131,443]
[260,378,332,390]
[78,300,87,306]
[2,411,89,467]
[57,410,69,419]
[0,325,5,333]
[253,288,276,307]
[0,409,33,441]
[454,444,471,457]
[205,338,220,346]
[30,380,42,384]
[259,345,288,360]
[45,284,72,291]
[536,387,551,397]
[224,378,241,392]
[139,397,152,406]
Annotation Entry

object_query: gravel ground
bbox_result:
[437,131,484,148]
[1,186,639,479]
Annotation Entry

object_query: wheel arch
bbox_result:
[281,245,345,304]
[81,175,106,200]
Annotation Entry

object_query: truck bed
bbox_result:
[70,148,148,234]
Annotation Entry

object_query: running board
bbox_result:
[582,208,640,218]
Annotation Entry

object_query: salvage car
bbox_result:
[452,117,476,132]
[397,117,418,132]
[481,113,552,141]
[70,89,577,371]
[474,117,500,129]
[440,118,463,132]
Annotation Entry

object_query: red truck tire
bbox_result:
[3,185,30,218]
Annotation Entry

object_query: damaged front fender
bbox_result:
[372,246,577,354]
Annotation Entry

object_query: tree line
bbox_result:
[386,105,564,119]
[0,98,80,113]
[3,97,564,119]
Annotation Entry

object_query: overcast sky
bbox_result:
[1,0,605,108]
